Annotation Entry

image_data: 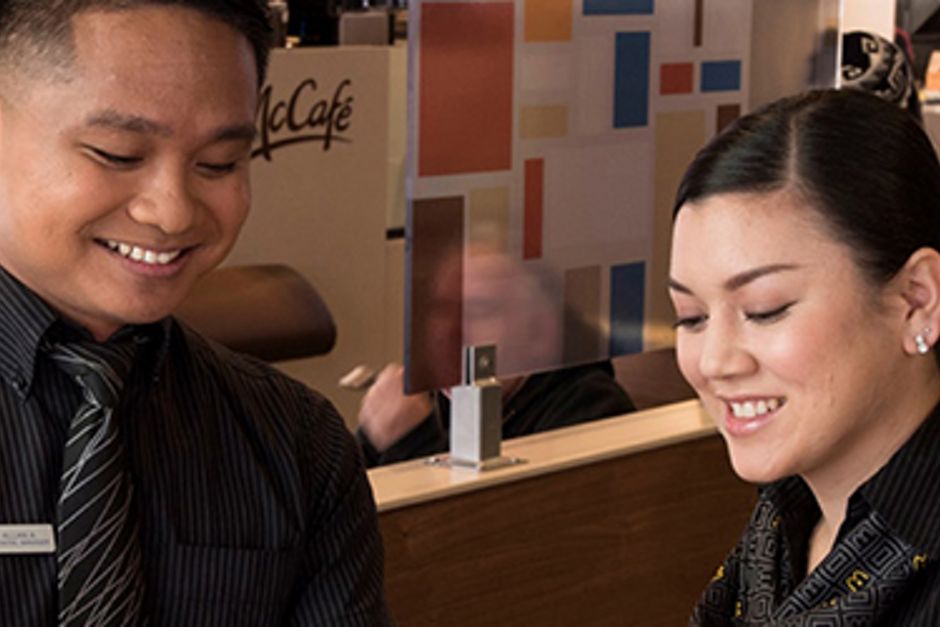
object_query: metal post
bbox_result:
[440,344,524,470]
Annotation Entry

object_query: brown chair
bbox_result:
[175,264,336,362]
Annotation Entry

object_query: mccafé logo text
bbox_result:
[253,78,353,160]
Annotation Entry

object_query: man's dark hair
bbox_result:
[0,0,273,86]
[673,88,940,287]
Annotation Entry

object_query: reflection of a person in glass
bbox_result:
[356,243,634,467]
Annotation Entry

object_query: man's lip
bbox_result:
[94,237,194,266]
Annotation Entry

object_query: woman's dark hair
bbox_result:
[673,88,940,286]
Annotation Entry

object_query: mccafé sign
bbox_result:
[252,78,354,161]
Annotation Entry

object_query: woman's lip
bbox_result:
[719,397,785,437]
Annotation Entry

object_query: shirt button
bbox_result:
[11,374,25,391]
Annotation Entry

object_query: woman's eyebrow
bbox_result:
[724,264,800,290]
[668,264,800,295]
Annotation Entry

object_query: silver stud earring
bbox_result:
[915,327,932,355]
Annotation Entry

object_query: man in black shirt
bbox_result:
[0,1,389,624]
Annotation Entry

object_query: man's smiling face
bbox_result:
[0,6,259,340]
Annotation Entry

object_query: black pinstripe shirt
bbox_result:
[0,269,391,626]
[691,401,940,626]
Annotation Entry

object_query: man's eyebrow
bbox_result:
[213,123,257,143]
[85,110,171,136]
[668,264,800,295]
[84,111,257,143]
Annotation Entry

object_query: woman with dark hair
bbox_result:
[670,89,940,625]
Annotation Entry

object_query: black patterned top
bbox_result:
[690,402,940,626]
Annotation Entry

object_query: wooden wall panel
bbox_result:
[380,434,754,626]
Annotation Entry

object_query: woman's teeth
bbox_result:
[730,398,783,419]
[103,239,182,266]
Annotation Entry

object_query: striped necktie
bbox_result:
[47,341,145,626]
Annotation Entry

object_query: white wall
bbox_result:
[841,0,896,38]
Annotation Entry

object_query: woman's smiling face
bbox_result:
[669,189,909,487]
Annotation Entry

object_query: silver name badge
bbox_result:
[0,524,56,554]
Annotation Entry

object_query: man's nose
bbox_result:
[127,167,199,235]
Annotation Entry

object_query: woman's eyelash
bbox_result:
[673,315,707,330]
[745,302,796,323]
[672,302,796,331]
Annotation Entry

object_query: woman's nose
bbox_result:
[698,321,756,381]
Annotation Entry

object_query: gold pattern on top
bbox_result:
[845,569,872,592]
[710,565,725,583]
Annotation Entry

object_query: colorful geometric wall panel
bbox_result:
[614,32,651,128]
[701,60,742,92]
[403,0,830,390]
[522,52,573,92]
[520,105,569,139]
[563,266,603,364]
[717,103,742,133]
[656,2,697,55]
[469,187,511,253]
[418,3,514,176]
[654,111,706,212]
[660,63,694,95]
[576,37,613,136]
[584,0,654,16]
[406,196,465,392]
[526,0,573,42]
[610,262,645,356]
[646,109,706,351]
[544,141,653,258]
[524,159,545,259]
[694,0,703,46]
[702,0,749,53]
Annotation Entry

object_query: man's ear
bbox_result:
[896,247,940,355]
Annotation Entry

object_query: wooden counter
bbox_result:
[369,400,756,626]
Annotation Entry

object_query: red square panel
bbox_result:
[419,3,514,176]
[524,159,544,259]
[660,62,694,95]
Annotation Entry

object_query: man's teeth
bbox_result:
[730,398,783,419]
[104,240,182,266]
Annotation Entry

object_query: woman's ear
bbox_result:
[896,247,940,355]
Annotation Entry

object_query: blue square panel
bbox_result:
[701,60,742,92]
[609,262,645,356]
[585,0,654,15]
[614,32,650,128]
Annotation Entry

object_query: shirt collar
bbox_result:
[859,400,940,556]
[0,268,59,396]
[760,403,940,560]
[0,266,172,396]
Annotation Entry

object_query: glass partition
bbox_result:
[405,0,839,393]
